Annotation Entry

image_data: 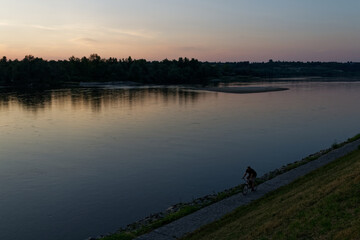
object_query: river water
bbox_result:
[0,80,360,239]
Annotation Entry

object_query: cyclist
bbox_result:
[243,166,257,191]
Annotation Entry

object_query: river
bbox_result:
[0,80,360,239]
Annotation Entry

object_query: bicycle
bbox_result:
[242,178,257,195]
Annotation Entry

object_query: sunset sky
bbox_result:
[1,0,359,62]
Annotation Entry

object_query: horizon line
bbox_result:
[1,55,359,64]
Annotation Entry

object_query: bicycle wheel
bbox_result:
[242,184,249,195]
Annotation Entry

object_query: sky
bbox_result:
[0,0,359,62]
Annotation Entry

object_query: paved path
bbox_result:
[136,139,360,240]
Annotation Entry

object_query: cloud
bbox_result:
[0,20,158,41]
[70,37,99,46]
[0,20,13,27]
[0,20,58,31]
[30,25,57,31]
[105,28,158,39]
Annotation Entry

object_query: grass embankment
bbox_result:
[183,147,360,240]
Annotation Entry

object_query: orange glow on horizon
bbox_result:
[1,1,359,62]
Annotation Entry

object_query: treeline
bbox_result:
[219,60,360,79]
[0,54,216,88]
[0,54,360,88]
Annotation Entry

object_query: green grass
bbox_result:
[182,149,360,240]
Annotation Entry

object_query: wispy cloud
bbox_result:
[70,37,99,46]
[0,21,11,26]
[105,28,158,39]
[0,20,158,40]
[30,25,57,31]
[0,20,58,31]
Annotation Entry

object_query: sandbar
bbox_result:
[191,86,289,94]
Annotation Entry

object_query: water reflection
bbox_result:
[0,87,205,113]
[1,81,360,240]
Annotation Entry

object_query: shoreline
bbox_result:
[95,134,360,240]
[135,138,360,240]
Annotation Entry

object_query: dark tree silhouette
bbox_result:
[0,54,359,88]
